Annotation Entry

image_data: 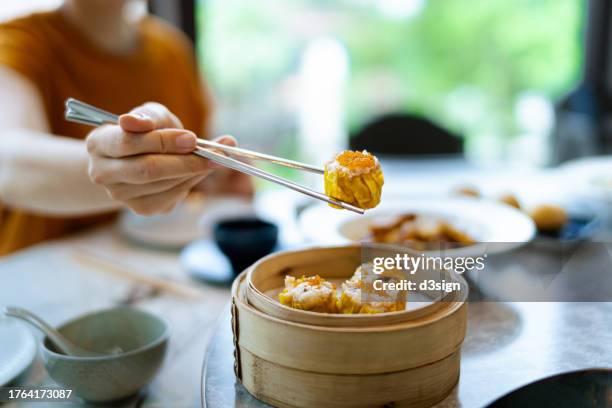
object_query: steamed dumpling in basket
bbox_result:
[324,150,384,210]
[278,275,338,313]
[337,266,407,314]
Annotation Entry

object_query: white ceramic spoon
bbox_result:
[4,306,120,357]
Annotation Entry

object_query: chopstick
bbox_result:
[66,99,324,174]
[71,249,206,300]
[65,98,363,214]
[65,98,119,125]
[195,139,324,174]
[65,98,324,174]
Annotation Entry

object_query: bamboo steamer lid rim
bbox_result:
[233,272,466,334]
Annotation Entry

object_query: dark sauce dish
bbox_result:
[213,218,279,274]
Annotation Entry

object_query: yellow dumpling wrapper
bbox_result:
[324,150,384,210]
[337,266,407,314]
[278,275,338,313]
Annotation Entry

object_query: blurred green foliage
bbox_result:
[197,0,583,145]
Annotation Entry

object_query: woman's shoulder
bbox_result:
[0,13,52,48]
[0,10,70,63]
[0,10,58,35]
[0,11,58,80]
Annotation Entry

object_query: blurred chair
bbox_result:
[349,113,463,156]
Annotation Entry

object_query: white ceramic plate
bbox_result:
[119,197,255,249]
[299,197,536,257]
[0,320,37,386]
[560,156,612,204]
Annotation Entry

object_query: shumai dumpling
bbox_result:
[337,266,406,314]
[324,150,384,210]
[278,275,337,313]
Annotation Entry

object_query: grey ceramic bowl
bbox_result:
[41,307,169,403]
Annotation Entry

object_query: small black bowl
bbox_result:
[213,218,279,274]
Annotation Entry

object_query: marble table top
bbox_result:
[204,300,612,408]
[203,237,612,407]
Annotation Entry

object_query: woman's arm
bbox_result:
[0,66,120,215]
[0,66,241,217]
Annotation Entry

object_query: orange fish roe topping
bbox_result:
[302,275,325,287]
[336,150,376,171]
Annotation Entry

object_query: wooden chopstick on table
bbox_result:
[71,249,206,300]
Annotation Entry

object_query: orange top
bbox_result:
[335,150,377,171]
[297,275,327,288]
[0,10,211,255]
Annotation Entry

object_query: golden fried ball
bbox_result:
[529,204,568,231]
[499,194,521,210]
[454,186,480,198]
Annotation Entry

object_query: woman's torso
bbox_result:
[0,10,210,255]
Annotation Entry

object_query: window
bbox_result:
[197,0,584,166]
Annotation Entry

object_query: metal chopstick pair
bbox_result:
[64,98,365,214]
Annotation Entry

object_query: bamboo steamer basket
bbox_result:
[242,245,467,374]
[239,344,460,408]
[231,246,469,408]
[246,245,465,327]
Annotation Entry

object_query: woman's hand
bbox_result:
[86,102,235,215]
